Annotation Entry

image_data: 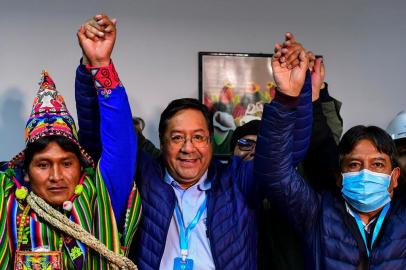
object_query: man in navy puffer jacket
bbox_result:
[256,39,404,270]
[76,19,312,270]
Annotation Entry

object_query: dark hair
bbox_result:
[132,117,145,131]
[338,125,398,168]
[24,136,85,170]
[158,98,213,142]
[230,120,261,150]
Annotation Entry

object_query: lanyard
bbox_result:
[353,203,390,257]
[174,197,207,261]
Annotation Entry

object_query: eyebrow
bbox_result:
[32,154,76,162]
[372,157,387,162]
[345,156,387,163]
[170,129,207,133]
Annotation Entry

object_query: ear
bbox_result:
[390,167,401,189]
[23,173,30,183]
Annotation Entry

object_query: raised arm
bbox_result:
[75,62,101,161]
[254,35,320,235]
[302,54,340,192]
[77,14,137,226]
[320,83,343,144]
[234,34,312,202]
[278,33,313,166]
[309,53,343,144]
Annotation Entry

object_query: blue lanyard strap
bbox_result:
[175,197,207,261]
[353,203,390,257]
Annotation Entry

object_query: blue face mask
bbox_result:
[341,169,392,213]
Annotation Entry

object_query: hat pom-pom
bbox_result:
[63,201,73,211]
[15,187,28,200]
[74,184,84,195]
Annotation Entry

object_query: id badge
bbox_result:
[173,257,193,270]
[14,250,63,270]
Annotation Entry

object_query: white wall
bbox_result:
[0,0,405,160]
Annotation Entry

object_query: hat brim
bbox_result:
[8,131,95,169]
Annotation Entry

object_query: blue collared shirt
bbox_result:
[159,170,215,270]
[345,203,377,233]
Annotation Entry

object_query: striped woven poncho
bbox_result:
[0,164,142,269]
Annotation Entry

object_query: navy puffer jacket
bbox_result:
[255,94,406,270]
[75,65,312,270]
[131,152,258,270]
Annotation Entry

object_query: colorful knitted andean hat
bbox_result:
[8,71,94,169]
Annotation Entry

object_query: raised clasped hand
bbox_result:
[272,32,309,97]
[77,14,117,67]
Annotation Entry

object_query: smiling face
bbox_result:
[26,141,82,206]
[340,139,400,197]
[161,108,212,188]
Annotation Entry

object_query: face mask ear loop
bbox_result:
[384,168,395,183]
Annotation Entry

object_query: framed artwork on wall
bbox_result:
[199,52,275,157]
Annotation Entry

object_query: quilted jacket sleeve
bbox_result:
[75,64,102,161]
[235,72,312,203]
[292,71,312,167]
[254,88,321,236]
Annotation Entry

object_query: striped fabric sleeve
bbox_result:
[94,160,142,254]
[86,163,121,269]
[120,183,142,255]
[0,172,15,268]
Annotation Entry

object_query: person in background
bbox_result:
[308,54,343,144]
[230,119,261,161]
[133,116,145,133]
[133,117,161,158]
[387,110,406,193]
